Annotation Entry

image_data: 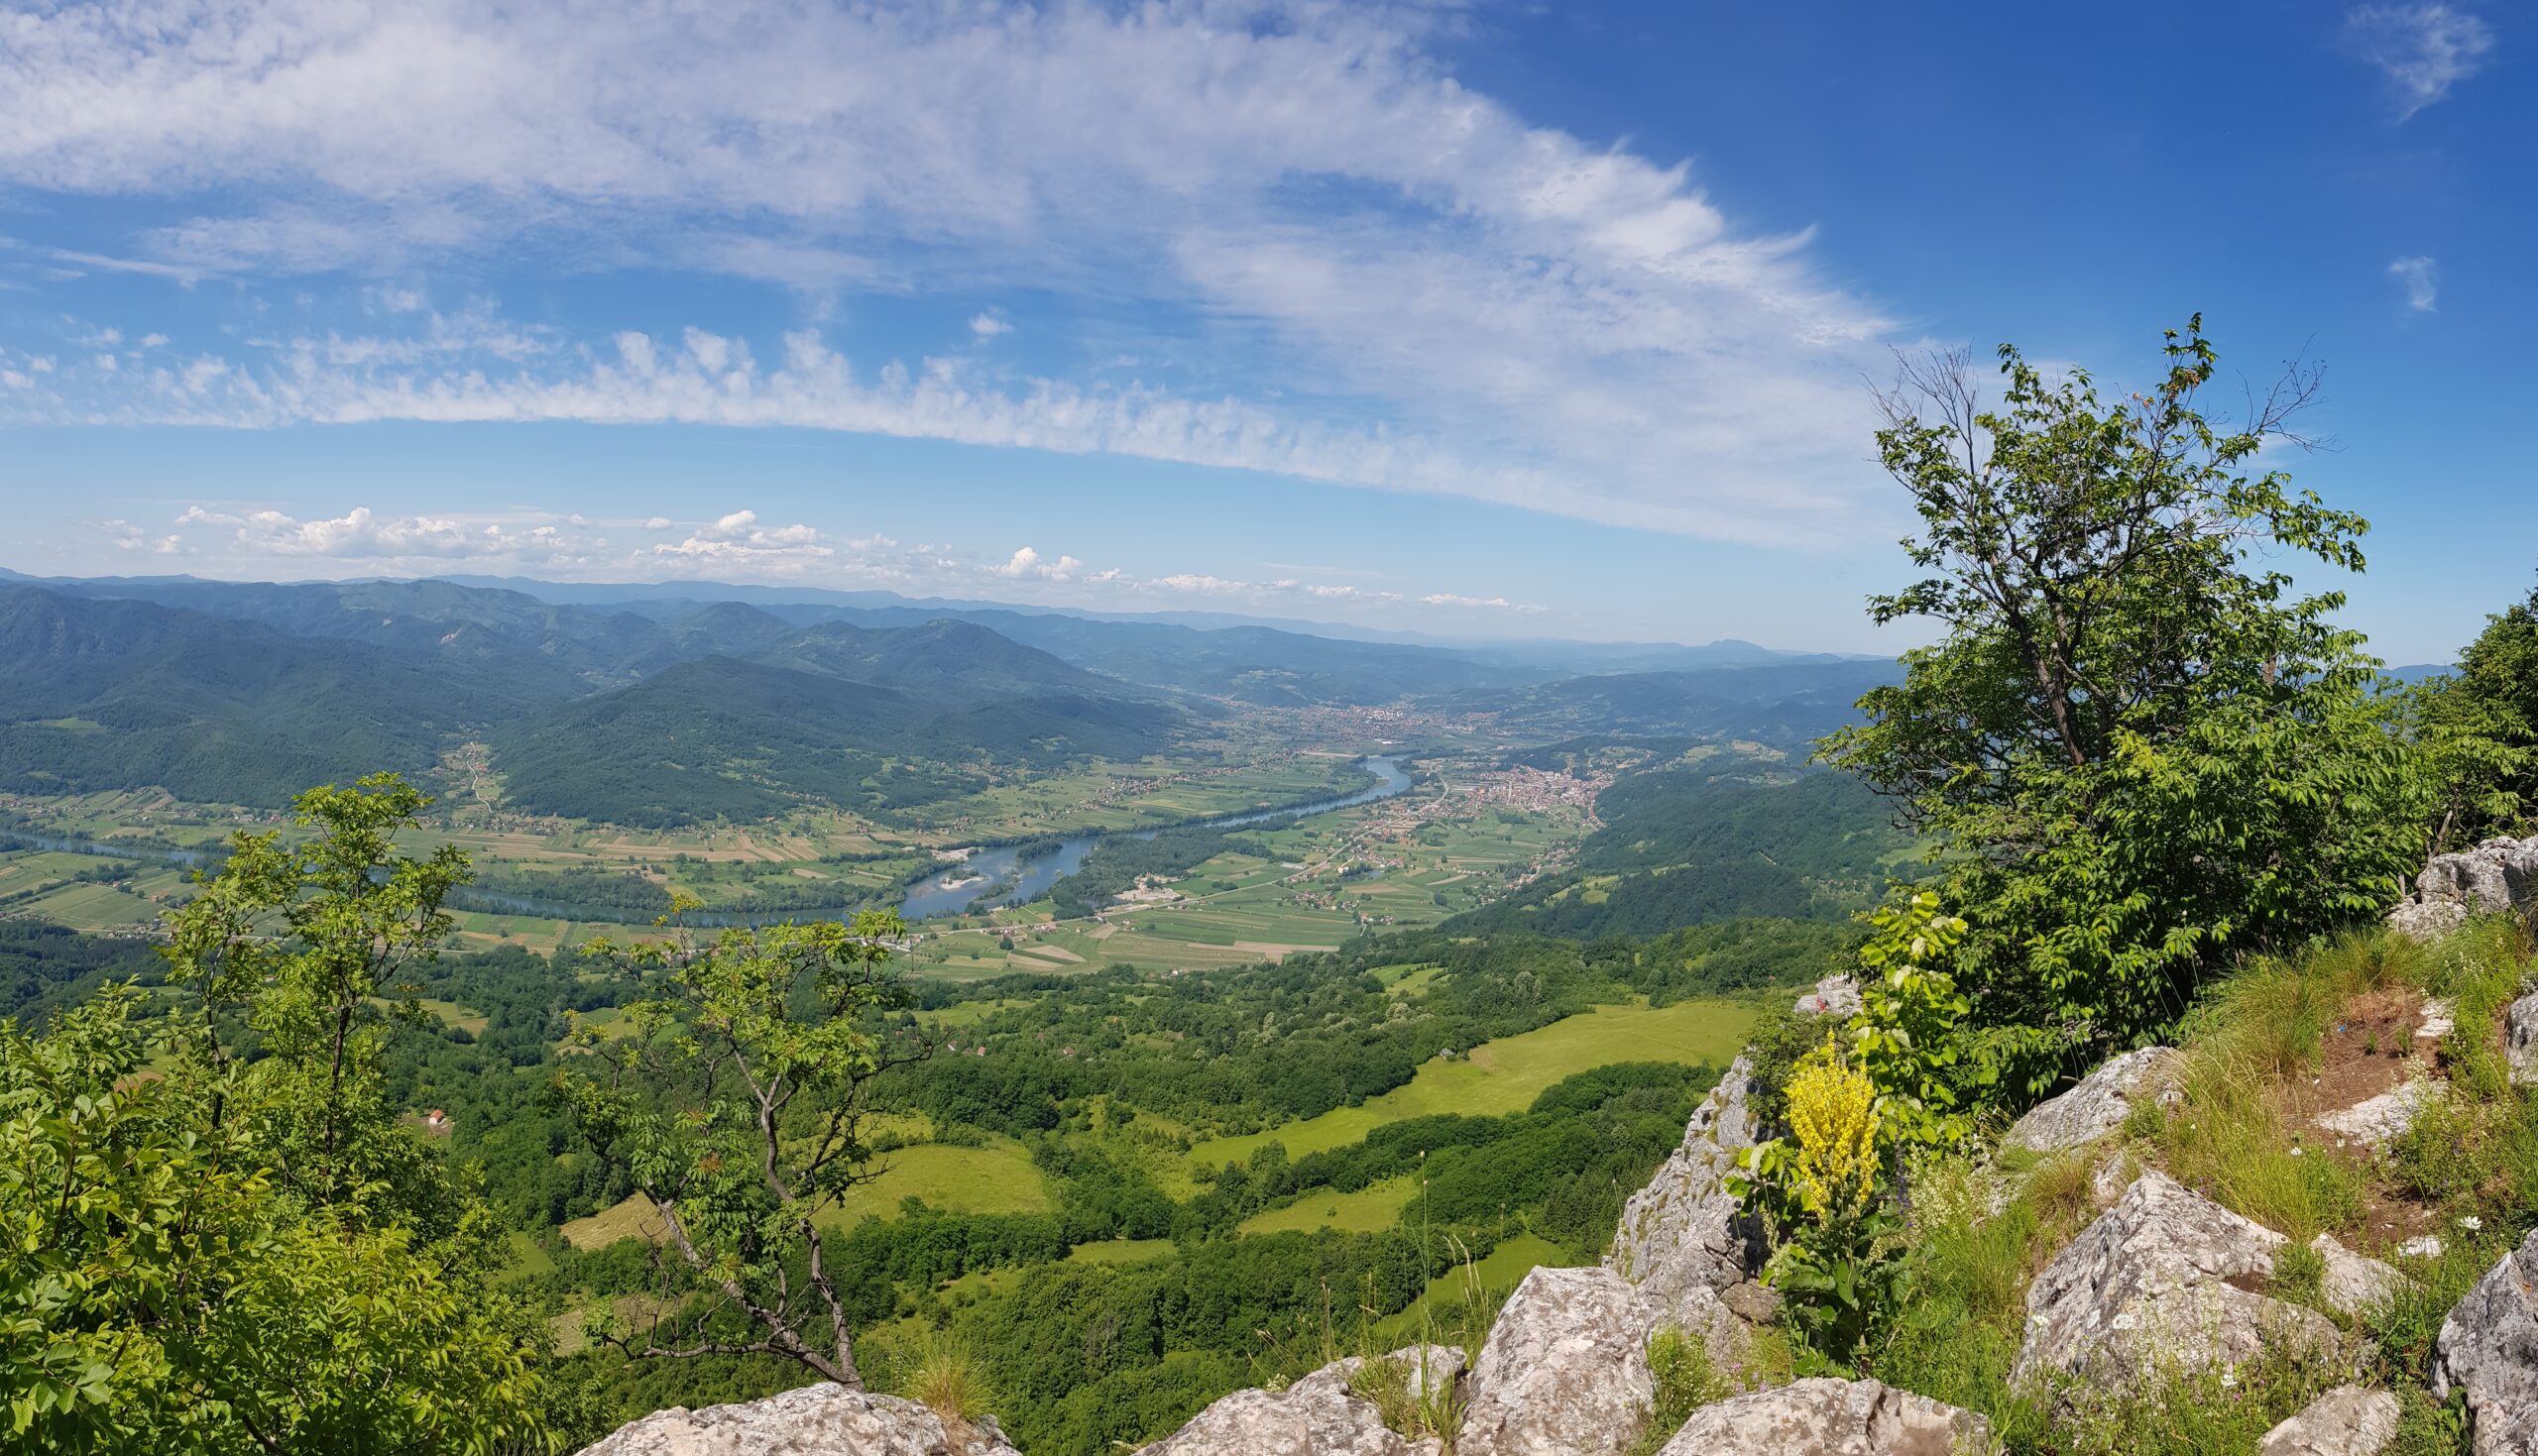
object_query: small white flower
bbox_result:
[2462,1215,2484,1232]
[2220,1367,2238,1389]
[2109,1312,2140,1331]
[2289,1146,2304,1157]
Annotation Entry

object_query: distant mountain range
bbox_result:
[0,567,1934,825]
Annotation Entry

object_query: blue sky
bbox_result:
[0,1,2526,660]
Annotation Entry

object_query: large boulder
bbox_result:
[2015,1172,2347,1390]
[2507,992,2538,1088]
[2258,1386,2399,1456]
[1606,1057,1766,1338]
[1656,1378,1992,1456]
[2391,835,2538,941]
[1135,1383,1431,1456]
[2003,1047,2183,1154]
[2310,1234,2412,1319]
[1458,1266,1651,1456]
[2433,1227,2538,1456]
[575,1385,1020,1456]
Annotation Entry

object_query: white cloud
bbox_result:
[2345,5,2497,119]
[171,504,600,565]
[970,313,1012,338]
[2389,255,2441,310]
[0,0,1904,545]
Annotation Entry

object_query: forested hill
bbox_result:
[1442,757,1909,939]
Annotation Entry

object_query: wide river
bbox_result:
[895,754,1413,921]
[0,755,1416,928]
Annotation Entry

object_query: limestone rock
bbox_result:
[1655,1377,1993,1456]
[2258,1386,2399,1456]
[2417,998,2458,1042]
[1136,1382,1431,1456]
[2400,1235,2446,1260]
[2014,1172,2347,1389]
[1458,1266,1651,1456]
[574,1385,1020,1456]
[2390,898,2469,944]
[2316,1075,2445,1149]
[1795,974,1863,1017]
[1606,1056,1764,1334]
[2004,1047,2184,1154]
[2311,1234,2412,1319]
[1287,1344,1465,1405]
[2433,1227,2538,1456]
[2507,992,2538,1088]
[2391,835,2538,941]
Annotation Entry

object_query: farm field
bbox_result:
[1185,994,1761,1175]
[559,1137,1053,1252]
[1236,1176,1420,1236]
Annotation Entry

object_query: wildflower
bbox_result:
[2461,1215,2483,1232]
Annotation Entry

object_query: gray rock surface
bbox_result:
[2315,1075,2446,1149]
[2258,1386,2399,1456]
[575,1385,1020,1456]
[1655,1377,1993,1456]
[1606,1056,1764,1336]
[2311,1234,2412,1319]
[1287,1344,1465,1406]
[1458,1266,1652,1456]
[2003,1047,2184,1153]
[2434,1227,2538,1456]
[2014,1172,2346,1389]
[2507,992,2538,1088]
[2391,835,2538,941]
[1795,974,1863,1017]
[2390,898,2470,943]
[1135,1383,1432,1456]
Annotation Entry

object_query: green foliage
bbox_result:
[1821,318,2431,1091]
[1,774,553,1452]
[1736,1037,1899,1360]
[2412,578,2538,850]
[1846,891,1981,1149]
[559,907,919,1387]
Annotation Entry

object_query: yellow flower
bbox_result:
[1784,1033,1879,1222]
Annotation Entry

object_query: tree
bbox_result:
[2,776,552,1452]
[2413,577,2538,851]
[1821,318,2429,1091]
[558,905,923,1388]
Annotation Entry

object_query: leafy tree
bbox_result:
[1822,318,2428,1091]
[2,775,553,1452]
[2413,577,2538,850]
[559,906,922,1389]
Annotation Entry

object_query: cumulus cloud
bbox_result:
[173,504,586,561]
[2345,5,2497,119]
[0,0,1904,545]
[970,313,1012,338]
[2389,256,2441,310]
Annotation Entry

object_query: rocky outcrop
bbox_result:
[1457,1266,1651,1456]
[1656,1378,1993,1456]
[2258,1386,2399,1456]
[1795,974,1863,1017]
[1605,1056,1767,1340]
[2434,1227,2538,1456]
[2003,1047,2183,1153]
[2315,1075,2445,1149]
[2390,834,2538,942]
[574,1385,1020,1456]
[2507,992,2538,1088]
[2014,1172,2347,1390]
[2310,1234,2412,1319]
[1285,1344,1465,1406]
[1135,1383,1433,1456]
